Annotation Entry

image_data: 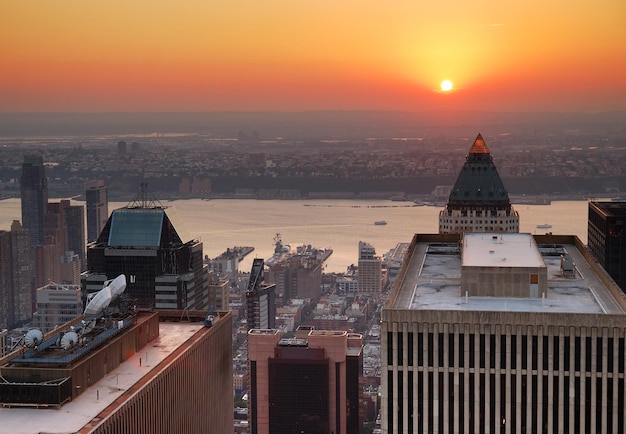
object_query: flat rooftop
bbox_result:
[390,234,626,315]
[0,321,206,434]
[462,233,544,268]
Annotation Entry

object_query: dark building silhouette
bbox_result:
[246,258,276,330]
[86,180,108,243]
[248,328,363,434]
[82,185,209,311]
[439,133,519,234]
[588,201,626,294]
[20,154,48,250]
[117,140,127,155]
[0,221,31,329]
[20,154,48,298]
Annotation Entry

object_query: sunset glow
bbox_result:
[440,80,453,92]
[1,1,625,112]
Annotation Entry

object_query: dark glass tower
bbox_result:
[20,154,48,250]
[588,201,626,294]
[86,180,108,243]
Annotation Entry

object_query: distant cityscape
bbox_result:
[0,115,625,202]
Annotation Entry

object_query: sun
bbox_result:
[440,80,453,92]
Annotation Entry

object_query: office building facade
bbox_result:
[358,241,383,293]
[246,259,276,330]
[32,282,82,333]
[0,221,32,329]
[248,328,363,434]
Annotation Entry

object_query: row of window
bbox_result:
[387,370,626,434]
[387,332,626,373]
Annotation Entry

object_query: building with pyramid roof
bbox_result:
[439,133,519,234]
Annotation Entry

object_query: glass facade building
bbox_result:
[83,206,208,311]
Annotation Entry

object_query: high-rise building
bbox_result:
[0,221,31,329]
[32,282,82,332]
[265,240,329,303]
[20,154,48,250]
[248,328,363,434]
[246,259,276,330]
[588,201,626,294]
[0,310,233,433]
[439,133,519,234]
[358,241,383,293]
[60,250,81,284]
[82,186,209,311]
[46,200,86,269]
[62,202,85,268]
[85,180,108,244]
[34,235,62,289]
[382,233,626,433]
[207,270,230,313]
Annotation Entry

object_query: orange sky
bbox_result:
[2,1,625,112]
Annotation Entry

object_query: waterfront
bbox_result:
[0,198,593,274]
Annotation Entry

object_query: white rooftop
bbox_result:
[0,322,202,434]
[462,233,545,268]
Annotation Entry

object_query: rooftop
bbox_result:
[462,233,544,268]
[0,321,209,434]
[590,201,626,217]
[389,234,626,315]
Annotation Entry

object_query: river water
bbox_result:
[0,198,594,274]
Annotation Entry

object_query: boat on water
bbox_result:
[374,220,387,225]
[536,223,552,229]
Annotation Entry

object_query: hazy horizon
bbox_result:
[1,110,624,139]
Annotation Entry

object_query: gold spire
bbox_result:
[469,133,490,154]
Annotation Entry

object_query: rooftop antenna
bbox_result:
[126,182,164,209]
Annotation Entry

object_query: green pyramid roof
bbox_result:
[447,134,510,206]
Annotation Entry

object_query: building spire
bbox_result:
[468,133,490,154]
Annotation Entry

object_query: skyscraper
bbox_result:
[358,241,383,293]
[439,133,519,234]
[62,201,85,268]
[248,328,363,434]
[246,258,276,330]
[588,201,626,295]
[0,221,32,329]
[382,233,626,433]
[20,154,48,250]
[36,200,86,287]
[85,180,108,244]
